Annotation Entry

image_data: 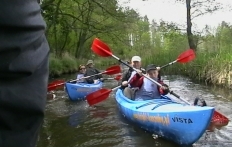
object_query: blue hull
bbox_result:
[115,89,214,146]
[65,81,103,101]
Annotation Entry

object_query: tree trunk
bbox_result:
[75,30,87,58]
[59,29,69,57]
[52,0,62,57]
[186,0,197,51]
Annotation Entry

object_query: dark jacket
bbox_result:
[0,1,49,147]
[84,67,103,84]
[0,0,49,80]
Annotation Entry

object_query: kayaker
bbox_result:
[119,56,143,99]
[84,60,104,84]
[76,64,86,83]
[122,56,145,82]
[0,1,49,147]
[120,56,151,98]
[122,64,169,100]
[119,56,145,86]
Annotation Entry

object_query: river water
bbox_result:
[37,75,232,147]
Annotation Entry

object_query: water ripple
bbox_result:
[38,75,231,147]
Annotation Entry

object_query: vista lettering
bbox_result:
[172,117,193,124]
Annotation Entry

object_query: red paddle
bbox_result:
[211,111,229,126]
[160,49,195,69]
[48,80,65,91]
[114,74,122,81]
[89,38,228,124]
[47,65,121,92]
[87,86,121,106]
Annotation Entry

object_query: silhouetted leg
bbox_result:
[0,55,49,147]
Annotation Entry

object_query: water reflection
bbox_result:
[38,75,232,147]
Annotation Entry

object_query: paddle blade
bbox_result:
[177,49,196,63]
[211,110,229,126]
[114,74,122,81]
[47,80,65,91]
[91,38,113,57]
[104,65,121,75]
[87,88,112,106]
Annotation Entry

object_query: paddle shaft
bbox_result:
[104,78,117,80]
[169,91,191,105]
[160,60,177,69]
[112,85,121,91]
[69,71,107,83]
[84,72,105,79]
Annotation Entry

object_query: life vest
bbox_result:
[128,71,137,83]
[123,67,146,82]
[134,77,160,100]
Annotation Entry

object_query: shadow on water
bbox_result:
[38,75,232,147]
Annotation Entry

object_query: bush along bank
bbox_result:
[49,53,80,77]
[141,50,232,89]
[49,54,116,78]
[180,51,232,89]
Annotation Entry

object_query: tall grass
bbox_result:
[49,54,64,76]
[61,53,78,74]
[49,53,83,77]
[183,49,232,88]
[142,47,232,89]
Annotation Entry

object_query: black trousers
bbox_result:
[0,55,49,147]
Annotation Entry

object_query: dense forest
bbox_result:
[40,0,232,89]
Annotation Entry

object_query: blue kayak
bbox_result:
[65,81,103,101]
[115,89,214,146]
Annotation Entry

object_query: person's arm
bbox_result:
[94,68,103,79]
[129,73,143,88]
[118,70,128,86]
[158,80,169,95]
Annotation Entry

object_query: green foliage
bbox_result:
[49,54,64,76]
[182,22,232,88]
[49,53,80,77]
[61,53,78,73]
[41,0,232,88]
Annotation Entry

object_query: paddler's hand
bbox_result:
[122,81,128,86]
[161,84,169,90]
[100,78,104,82]
[156,66,161,70]
[135,69,143,76]
[161,84,169,94]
